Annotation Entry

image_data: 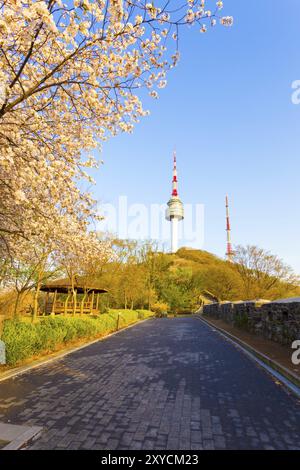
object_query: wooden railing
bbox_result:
[46,301,98,315]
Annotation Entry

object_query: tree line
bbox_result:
[96,242,299,313]
[2,238,297,319]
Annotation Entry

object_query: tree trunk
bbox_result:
[73,290,77,316]
[51,290,57,316]
[33,280,42,321]
[91,291,95,314]
[71,274,76,315]
[148,276,151,310]
[81,292,88,315]
[64,294,70,315]
[14,291,22,318]
[95,293,100,313]
[45,292,49,316]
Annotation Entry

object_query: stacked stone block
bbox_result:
[203,299,300,345]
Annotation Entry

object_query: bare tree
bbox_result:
[233,245,299,300]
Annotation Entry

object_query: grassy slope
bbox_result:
[173,248,226,270]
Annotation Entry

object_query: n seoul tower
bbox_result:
[165,151,184,253]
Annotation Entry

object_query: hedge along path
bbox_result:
[0,316,154,384]
[0,309,154,366]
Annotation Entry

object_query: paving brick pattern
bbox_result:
[0,318,299,450]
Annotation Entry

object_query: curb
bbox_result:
[0,318,151,384]
[196,315,300,397]
[2,425,42,450]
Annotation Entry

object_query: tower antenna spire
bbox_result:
[225,195,234,261]
[166,150,184,253]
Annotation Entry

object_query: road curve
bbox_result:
[0,317,299,450]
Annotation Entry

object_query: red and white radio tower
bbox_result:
[225,195,234,261]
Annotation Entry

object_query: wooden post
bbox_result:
[64,294,70,315]
[80,292,87,315]
[73,289,77,316]
[45,292,49,315]
[96,293,100,313]
[80,294,84,315]
[51,290,57,316]
[91,291,95,314]
[33,280,42,320]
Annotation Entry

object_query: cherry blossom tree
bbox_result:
[0,0,232,284]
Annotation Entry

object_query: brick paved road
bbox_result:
[0,317,299,450]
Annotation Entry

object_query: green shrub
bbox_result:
[106,309,139,327]
[136,310,155,320]
[1,309,150,366]
[35,318,66,351]
[1,320,40,365]
[151,302,169,317]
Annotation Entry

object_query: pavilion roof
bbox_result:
[40,278,108,294]
[199,290,220,303]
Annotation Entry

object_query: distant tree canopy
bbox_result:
[1,240,299,317]
[232,245,299,300]
[86,243,300,313]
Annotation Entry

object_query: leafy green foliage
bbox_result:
[149,302,169,317]
[1,309,152,366]
[193,265,242,301]
[95,243,299,313]
[136,309,156,320]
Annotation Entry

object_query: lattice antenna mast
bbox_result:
[226,195,234,261]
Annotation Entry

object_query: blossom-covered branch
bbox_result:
[0,0,232,274]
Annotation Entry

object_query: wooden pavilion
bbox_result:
[198,290,220,307]
[40,278,108,315]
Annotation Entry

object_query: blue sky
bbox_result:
[92,0,300,273]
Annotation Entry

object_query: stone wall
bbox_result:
[202,300,300,345]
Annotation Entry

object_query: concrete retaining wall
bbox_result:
[203,299,300,345]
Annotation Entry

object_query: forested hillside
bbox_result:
[1,241,299,318]
[93,244,300,314]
